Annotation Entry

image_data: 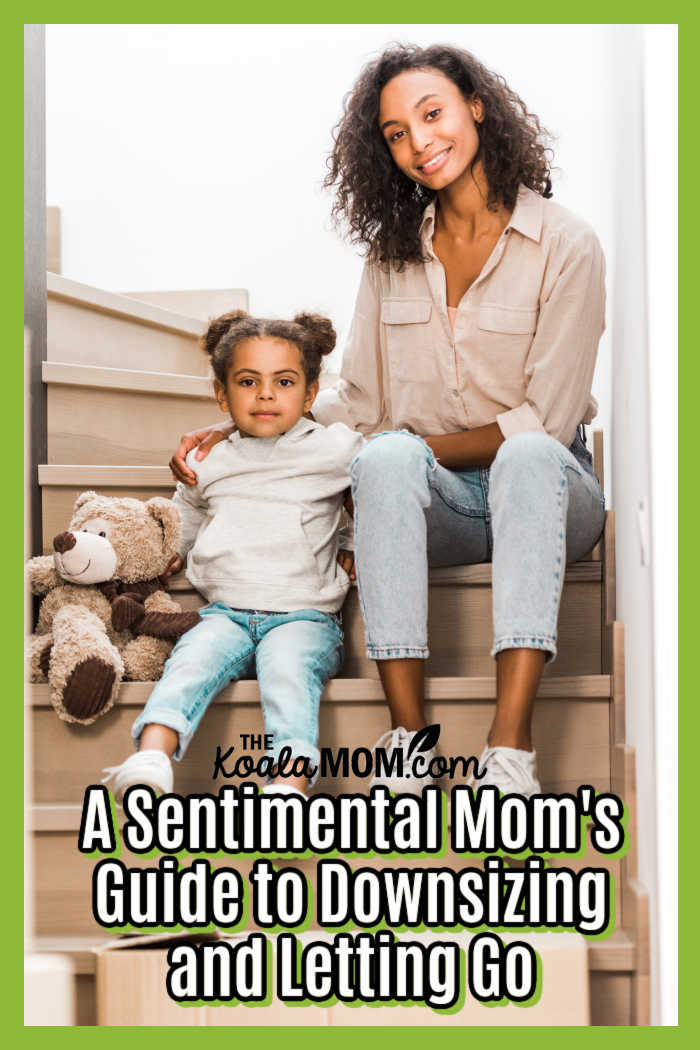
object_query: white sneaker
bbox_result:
[369,726,439,796]
[469,746,541,798]
[102,749,173,803]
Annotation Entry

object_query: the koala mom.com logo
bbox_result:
[212,725,482,783]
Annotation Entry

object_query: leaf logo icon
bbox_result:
[406,724,441,759]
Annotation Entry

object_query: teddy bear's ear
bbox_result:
[74,491,99,511]
[146,497,181,557]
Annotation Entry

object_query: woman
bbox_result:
[171,44,606,798]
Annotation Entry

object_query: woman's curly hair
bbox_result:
[325,43,554,269]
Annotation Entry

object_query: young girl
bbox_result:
[103,310,363,801]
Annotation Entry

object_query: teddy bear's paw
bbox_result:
[25,635,53,682]
[62,657,120,721]
[139,609,201,640]
[121,635,173,681]
[112,594,146,632]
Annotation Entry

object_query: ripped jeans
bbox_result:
[350,430,605,663]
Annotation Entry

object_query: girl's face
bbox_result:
[216,337,318,438]
[378,68,483,192]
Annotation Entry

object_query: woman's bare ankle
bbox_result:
[377,657,427,731]
[486,728,533,751]
[390,713,427,732]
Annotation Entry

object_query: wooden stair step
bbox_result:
[30,674,611,707]
[48,273,206,335]
[43,361,214,398]
[35,477,605,677]
[44,363,219,468]
[48,274,209,378]
[39,464,175,486]
[169,562,602,589]
[30,673,612,804]
[122,288,248,321]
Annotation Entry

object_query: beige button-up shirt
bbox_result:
[313,186,605,449]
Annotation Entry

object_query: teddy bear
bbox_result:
[26,491,200,725]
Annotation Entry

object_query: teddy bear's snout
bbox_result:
[53,531,77,554]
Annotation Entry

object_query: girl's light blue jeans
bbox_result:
[131,604,343,773]
[350,429,605,663]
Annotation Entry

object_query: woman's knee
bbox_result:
[491,431,563,485]
[351,430,434,488]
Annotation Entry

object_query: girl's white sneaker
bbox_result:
[101,749,173,803]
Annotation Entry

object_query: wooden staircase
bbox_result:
[29,276,650,1025]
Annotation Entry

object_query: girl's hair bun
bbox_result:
[202,308,336,387]
[293,312,336,357]
[202,309,250,357]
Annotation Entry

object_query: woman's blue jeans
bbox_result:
[350,430,605,663]
[132,604,343,776]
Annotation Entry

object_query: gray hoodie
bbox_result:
[174,418,364,613]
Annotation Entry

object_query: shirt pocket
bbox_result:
[381,297,437,384]
[477,304,538,336]
[191,500,321,586]
[476,305,538,392]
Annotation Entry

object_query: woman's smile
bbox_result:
[417,146,452,175]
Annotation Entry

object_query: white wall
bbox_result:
[46,22,614,471]
[643,25,678,1027]
[608,25,677,1026]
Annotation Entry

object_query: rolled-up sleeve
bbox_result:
[496,228,606,447]
[312,262,385,435]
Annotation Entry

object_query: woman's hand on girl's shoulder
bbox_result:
[337,549,356,581]
[170,422,235,485]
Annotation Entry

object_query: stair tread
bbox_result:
[29,674,612,708]
[43,361,214,400]
[48,273,205,336]
[39,464,175,486]
[168,562,602,589]
[33,929,636,976]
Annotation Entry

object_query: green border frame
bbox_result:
[15,14,684,1036]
